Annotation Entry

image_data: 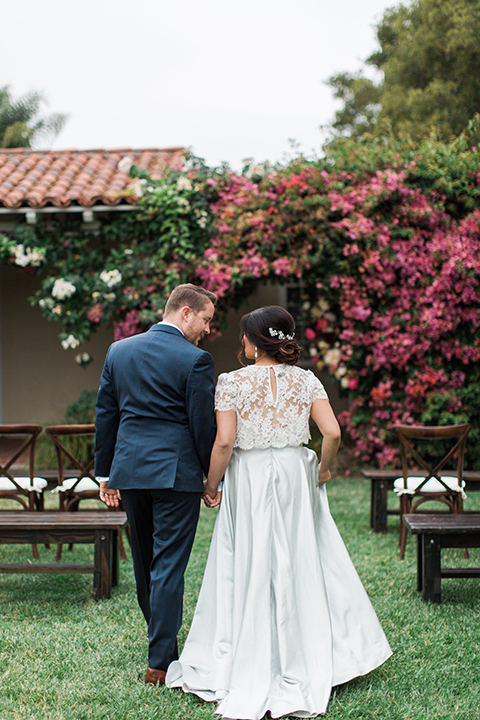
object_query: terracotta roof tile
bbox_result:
[0,147,184,209]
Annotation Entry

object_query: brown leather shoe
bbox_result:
[145,668,166,686]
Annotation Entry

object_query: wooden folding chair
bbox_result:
[393,423,472,559]
[0,424,47,559]
[45,424,128,561]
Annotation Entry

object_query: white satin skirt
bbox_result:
[166,446,392,719]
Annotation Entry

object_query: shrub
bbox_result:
[3,135,480,468]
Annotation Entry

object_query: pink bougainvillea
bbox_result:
[189,141,480,467]
[114,310,140,341]
[86,303,104,323]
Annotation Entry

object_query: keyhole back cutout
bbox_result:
[269,366,278,404]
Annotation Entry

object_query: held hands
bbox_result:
[99,481,121,508]
[318,469,332,487]
[202,480,222,508]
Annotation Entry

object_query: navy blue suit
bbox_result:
[95,323,216,670]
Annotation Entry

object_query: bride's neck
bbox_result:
[254,359,281,367]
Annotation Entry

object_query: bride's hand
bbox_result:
[318,469,331,486]
[203,490,222,508]
[203,481,222,508]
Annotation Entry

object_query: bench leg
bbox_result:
[417,535,423,593]
[422,534,441,603]
[94,529,112,601]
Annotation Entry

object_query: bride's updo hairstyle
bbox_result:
[239,306,302,365]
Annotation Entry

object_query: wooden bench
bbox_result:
[403,513,480,603]
[362,469,480,533]
[0,511,127,600]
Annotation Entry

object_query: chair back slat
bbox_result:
[0,424,43,509]
[44,425,98,510]
[394,423,472,494]
[393,422,472,559]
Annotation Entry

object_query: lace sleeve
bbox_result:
[308,371,328,402]
[215,373,238,411]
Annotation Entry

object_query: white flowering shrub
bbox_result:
[131,178,146,197]
[2,152,215,360]
[99,269,122,287]
[61,334,80,350]
[177,176,192,191]
[52,278,76,299]
[196,209,209,228]
[117,156,133,174]
[13,244,45,267]
[75,352,92,367]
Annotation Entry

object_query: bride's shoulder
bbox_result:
[286,364,311,379]
[216,367,249,385]
[288,365,325,386]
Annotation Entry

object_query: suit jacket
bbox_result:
[94,323,216,492]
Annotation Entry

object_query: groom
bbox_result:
[95,283,217,686]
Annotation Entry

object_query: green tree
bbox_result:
[327,0,480,141]
[0,85,67,148]
[326,72,382,137]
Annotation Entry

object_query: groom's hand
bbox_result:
[99,481,121,507]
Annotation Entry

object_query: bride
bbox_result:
[166,306,392,719]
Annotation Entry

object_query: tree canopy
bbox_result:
[0,86,67,148]
[328,0,480,141]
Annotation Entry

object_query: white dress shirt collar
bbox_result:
[158,321,185,337]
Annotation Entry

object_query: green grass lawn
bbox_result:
[0,477,479,720]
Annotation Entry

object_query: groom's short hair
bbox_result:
[164,284,217,316]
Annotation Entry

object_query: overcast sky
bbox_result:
[2,0,399,169]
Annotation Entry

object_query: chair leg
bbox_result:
[30,494,43,560]
[399,496,409,560]
[67,498,81,552]
[453,497,469,559]
[399,523,407,560]
[55,544,63,561]
[35,493,51,549]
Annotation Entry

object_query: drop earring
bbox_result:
[254,347,258,359]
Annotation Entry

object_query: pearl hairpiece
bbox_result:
[269,327,295,341]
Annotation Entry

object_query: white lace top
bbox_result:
[215,364,328,450]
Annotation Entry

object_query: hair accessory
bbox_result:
[269,327,295,341]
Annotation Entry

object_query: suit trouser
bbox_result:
[120,489,201,670]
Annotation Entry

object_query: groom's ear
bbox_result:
[180,305,193,322]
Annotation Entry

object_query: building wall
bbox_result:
[0,265,113,423]
[0,268,347,424]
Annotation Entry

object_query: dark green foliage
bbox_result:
[326,72,382,137]
[64,390,97,425]
[328,0,480,142]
